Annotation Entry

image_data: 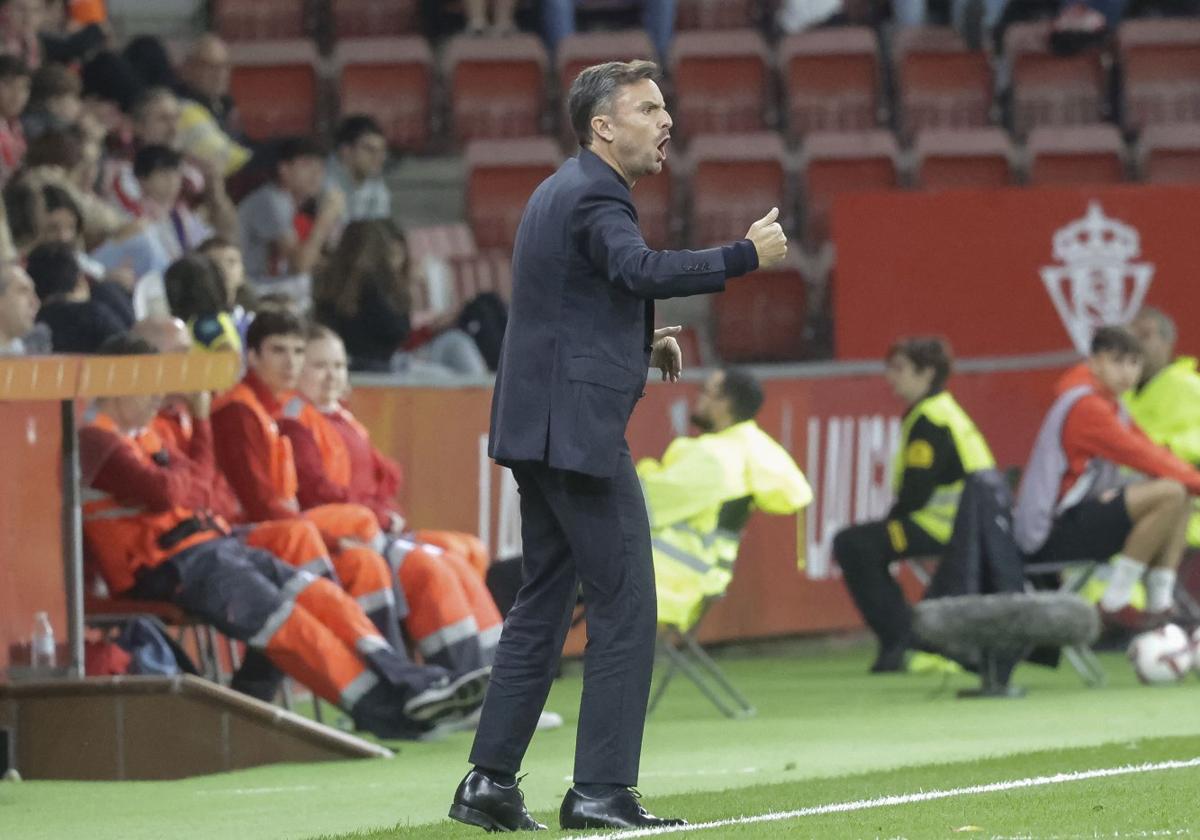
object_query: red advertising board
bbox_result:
[832,184,1200,360]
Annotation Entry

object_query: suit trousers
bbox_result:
[468,447,657,785]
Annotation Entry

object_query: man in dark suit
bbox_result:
[449,59,787,832]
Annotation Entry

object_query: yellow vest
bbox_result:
[1125,356,1200,545]
[639,420,813,630]
[893,391,995,544]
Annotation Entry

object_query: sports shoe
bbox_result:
[1098,604,1168,633]
[404,667,490,725]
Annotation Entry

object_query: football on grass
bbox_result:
[1128,624,1193,684]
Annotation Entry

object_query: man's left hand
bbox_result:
[651,325,684,383]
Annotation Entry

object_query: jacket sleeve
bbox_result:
[573,178,757,300]
[210,402,298,521]
[82,426,203,513]
[1066,396,1200,495]
[889,417,962,519]
[278,418,352,510]
[637,443,731,529]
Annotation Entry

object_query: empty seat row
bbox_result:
[463,127,1200,254]
[225,19,1200,151]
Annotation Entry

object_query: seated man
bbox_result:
[637,368,812,632]
[80,333,487,738]
[280,325,504,676]
[1014,326,1200,628]
[211,308,403,646]
[833,337,995,673]
[1127,306,1200,546]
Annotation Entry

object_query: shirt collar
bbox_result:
[243,369,285,416]
[578,147,629,191]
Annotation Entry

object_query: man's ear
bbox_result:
[590,113,614,144]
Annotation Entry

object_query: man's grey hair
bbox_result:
[567,60,659,147]
[1136,306,1177,346]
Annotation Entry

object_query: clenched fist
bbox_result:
[745,207,788,269]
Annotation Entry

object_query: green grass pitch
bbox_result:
[3,643,1199,839]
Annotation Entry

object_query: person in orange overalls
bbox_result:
[209,308,410,650]
[280,325,503,674]
[80,333,488,738]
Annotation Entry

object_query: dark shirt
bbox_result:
[37,299,126,353]
[90,279,135,328]
[316,282,410,372]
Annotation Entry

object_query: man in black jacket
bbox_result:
[448,60,787,832]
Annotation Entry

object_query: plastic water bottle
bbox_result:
[30,612,56,671]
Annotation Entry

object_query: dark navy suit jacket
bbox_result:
[489,148,759,477]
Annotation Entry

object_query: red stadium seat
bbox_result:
[670,29,771,138]
[331,0,421,39]
[445,35,549,147]
[449,250,515,304]
[714,256,808,363]
[1006,21,1108,136]
[913,127,1015,190]
[892,26,993,138]
[685,132,790,249]
[334,38,434,153]
[632,160,676,250]
[1118,19,1200,132]
[801,129,900,248]
[1137,123,1200,184]
[212,0,307,41]
[1026,124,1127,186]
[780,27,881,143]
[676,0,759,30]
[229,40,321,140]
[465,138,562,250]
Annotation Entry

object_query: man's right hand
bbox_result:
[745,207,787,269]
[318,187,346,221]
[186,390,212,421]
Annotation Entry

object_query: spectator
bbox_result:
[122,33,177,91]
[197,235,252,334]
[1127,307,1200,545]
[12,145,133,252]
[79,332,487,737]
[135,143,233,256]
[313,219,487,375]
[0,54,31,184]
[542,1,676,59]
[894,0,1011,49]
[162,253,241,354]
[465,0,517,36]
[210,308,407,644]
[1014,326,1200,629]
[639,368,813,631]
[23,62,82,140]
[171,35,251,176]
[0,261,38,354]
[281,325,510,677]
[237,136,343,303]
[1,0,105,69]
[834,337,995,673]
[326,115,390,224]
[27,239,125,352]
[79,50,142,140]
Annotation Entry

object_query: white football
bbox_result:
[1128,624,1193,684]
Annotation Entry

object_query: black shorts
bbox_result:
[1029,490,1134,564]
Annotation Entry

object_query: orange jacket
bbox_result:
[1056,363,1200,500]
[211,373,300,521]
[81,413,228,594]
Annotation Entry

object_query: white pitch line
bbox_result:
[564,757,1200,840]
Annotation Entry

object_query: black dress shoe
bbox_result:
[448,771,547,832]
[559,787,687,830]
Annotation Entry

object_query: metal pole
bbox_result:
[60,399,84,679]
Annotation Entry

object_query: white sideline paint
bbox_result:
[565,757,1200,839]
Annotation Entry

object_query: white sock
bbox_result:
[1145,568,1178,613]
[1099,555,1147,611]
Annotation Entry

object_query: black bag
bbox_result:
[457,292,508,371]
